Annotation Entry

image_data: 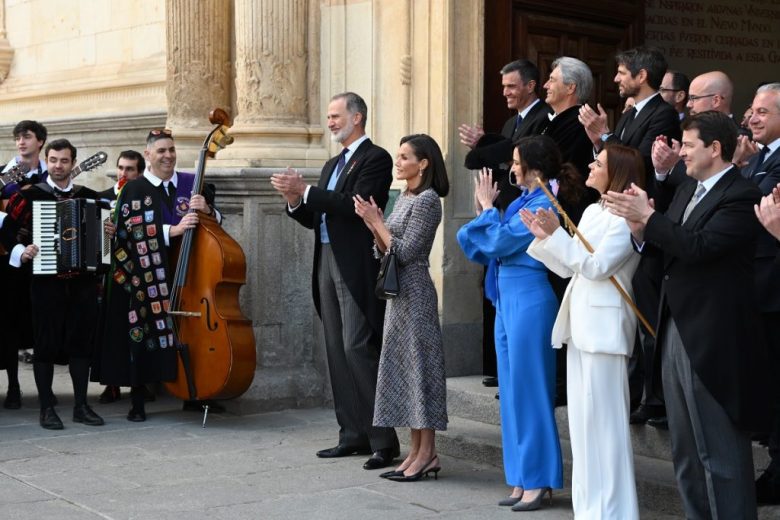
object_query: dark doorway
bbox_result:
[484,0,644,132]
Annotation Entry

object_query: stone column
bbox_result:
[212,0,326,168]
[164,0,232,165]
[0,0,13,82]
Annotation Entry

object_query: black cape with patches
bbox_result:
[96,178,177,385]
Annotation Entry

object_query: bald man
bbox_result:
[686,71,733,117]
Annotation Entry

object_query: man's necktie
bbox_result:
[620,107,637,139]
[513,113,523,136]
[752,145,770,176]
[159,183,175,209]
[682,183,706,224]
[331,148,348,186]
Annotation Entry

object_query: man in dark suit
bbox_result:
[579,46,681,199]
[96,150,145,201]
[743,83,780,504]
[271,92,398,470]
[457,59,551,388]
[659,70,689,121]
[604,111,769,519]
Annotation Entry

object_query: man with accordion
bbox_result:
[0,138,105,430]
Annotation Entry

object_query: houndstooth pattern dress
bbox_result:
[372,188,448,431]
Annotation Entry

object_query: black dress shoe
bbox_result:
[482,376,498,387]
[646,415,668,430]
[73,404,105,426]
[756,468,780,505]
[39,407,64,430]
[127,407,147,422]
[4,386,21,409]
[316,444,372,458]
[630,404,666,425]
[99,385,121,404]
[182,400,225,412]
[363,447,400,470]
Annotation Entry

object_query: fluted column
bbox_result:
[213,0,326,168]
[0,0,14,82]
[164,0,231,165]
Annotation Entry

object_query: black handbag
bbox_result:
[375,249,399,300]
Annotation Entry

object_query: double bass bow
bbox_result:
[164,109,256,412]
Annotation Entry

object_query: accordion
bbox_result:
[32,199,112,275]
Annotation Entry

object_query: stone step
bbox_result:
[447,375,771,470]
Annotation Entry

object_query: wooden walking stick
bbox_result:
[534,179,656,338]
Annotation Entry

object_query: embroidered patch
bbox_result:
[159,282,169,296]
[115,248,128,262]
[136,241,148,255]
[131,275,141,287]
[156,268,166,280]
[123,283,132,293]
[139,307,147,319]
[168,333,175,346]
[155,319,166,330]
[144,195,153,207]
[162,299,170,312]
[113,270,126,284]
[132,226,144,240]
[144,210,154,223]
[129,327,143,342]
[151,301,162,314]
[144,271,154,283]
[151,252,162,265]
[128,310,138,324]
[159,335,169,348]
[145,339,155,351]
[136,290,145,302]
[131,200,141,210]
[129,215,143,225]
[146,224,157,237]
[118,228,128,239]
[166,316,174,329]
[121,203,130,217]
[148,238,159,251]
[175,197,190,217]
[123,260,135,272]
[139,255,150,268]
[147,285,158,298]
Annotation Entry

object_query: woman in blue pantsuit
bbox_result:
[457,135,583,512]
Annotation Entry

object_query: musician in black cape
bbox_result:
[0,139,104,430]
[98,129,215,421]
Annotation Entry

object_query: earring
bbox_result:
[419,168,424,177]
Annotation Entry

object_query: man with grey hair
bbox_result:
[542,56,595,219]
[744,82,780,505]
[271,92,399,470]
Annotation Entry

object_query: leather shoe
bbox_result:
[98,385,121,404]
[363,447,400,470]
[756,468,780,505]
[482,376,498,387]
[39,407,64,430]
[73,404,105,426]
[630,404,665,424]
[4,386,21,409]
[646,415,668,430]
[127,407,146,422]
[316,444,372,458]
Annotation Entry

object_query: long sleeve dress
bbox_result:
[372,188,447,431]
[528,202,640,519]
[457,186,563,490]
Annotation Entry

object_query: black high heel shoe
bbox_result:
[387,456,440,482]
[511,488,552,511]
[379,469,405,479]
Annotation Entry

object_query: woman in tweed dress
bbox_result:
[354,134,450,482]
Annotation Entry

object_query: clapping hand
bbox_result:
[651,136,681,173]
[520,207,559,239]
[474,168,500,214]
[578,103,609,146]
[354,194,383,232]
[458,123,485,149]
[755,182,780,241]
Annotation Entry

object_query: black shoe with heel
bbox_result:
[387,456,441,482]
[40,407,64,430]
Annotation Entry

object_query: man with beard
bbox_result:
[270,92,399,470]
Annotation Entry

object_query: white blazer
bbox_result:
[528,203,640,356]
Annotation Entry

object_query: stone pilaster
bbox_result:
[212,0,326,168]
[0,0,13,82]
[164,0,232,166]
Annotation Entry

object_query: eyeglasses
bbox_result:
[688,94,717,102]
[659,87,682,93]
[149,128,173,137]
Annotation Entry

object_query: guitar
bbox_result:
[70,151,108,180]
[0,162,32,188]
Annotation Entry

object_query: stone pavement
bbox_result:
[0,364,712,519]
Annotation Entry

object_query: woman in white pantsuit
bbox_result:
[522,144,643,520]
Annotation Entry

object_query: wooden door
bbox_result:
[484,0,644,132]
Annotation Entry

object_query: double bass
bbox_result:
[164,109,256,405]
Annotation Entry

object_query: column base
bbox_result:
[208,123,329,168]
